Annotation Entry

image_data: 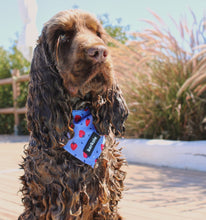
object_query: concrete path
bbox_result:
[0,137,206,219]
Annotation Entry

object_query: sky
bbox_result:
[0,0,206,51]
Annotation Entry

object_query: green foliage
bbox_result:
[0,47,13,113]
[18,114,28,135]
[99,14,129,44]
[0,47,11,79]
[9,43,30,72]
[17,81,29,108]
[0,43,30,134]
[0,114,14,134]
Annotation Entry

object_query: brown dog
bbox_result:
[19,9,128,219]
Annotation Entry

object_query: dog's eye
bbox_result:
[96,31,101,38]
[60,34,67,41]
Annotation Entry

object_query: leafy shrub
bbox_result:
[99,14,130,45]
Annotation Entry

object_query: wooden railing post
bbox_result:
[12,69,20,135]
[0,71,29,135]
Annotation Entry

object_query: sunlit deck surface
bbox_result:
[0,136,206,220]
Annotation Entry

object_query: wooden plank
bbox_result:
[16,107,27,114]
[0,107,26,114]
[16,74,29,82]
[0,74,29,86]
[0,108,15,114]
[0,77,13,86]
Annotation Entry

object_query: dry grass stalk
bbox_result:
[114,10,206,139]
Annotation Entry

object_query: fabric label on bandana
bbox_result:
[84,132,100,156]
[64,108,105,168]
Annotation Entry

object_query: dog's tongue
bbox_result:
[68,86,78,96]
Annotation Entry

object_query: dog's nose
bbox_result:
[87,46,108,63]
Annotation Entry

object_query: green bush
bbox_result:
[0,44,30,135]
[99,14,129,45]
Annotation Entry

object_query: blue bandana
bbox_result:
[64,108,105,168]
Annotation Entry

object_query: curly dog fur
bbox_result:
[19,9,128,220]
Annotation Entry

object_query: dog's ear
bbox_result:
[91,84,128,136]
[27,29,72,148]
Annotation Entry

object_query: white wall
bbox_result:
[120,139,206,172]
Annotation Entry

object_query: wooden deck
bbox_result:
[0,138,206,220]
[0,141,24,219]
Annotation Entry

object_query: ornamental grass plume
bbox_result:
[119,11,206,140]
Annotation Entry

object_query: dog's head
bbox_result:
[40,10,113,97]
[28,10,128,147]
